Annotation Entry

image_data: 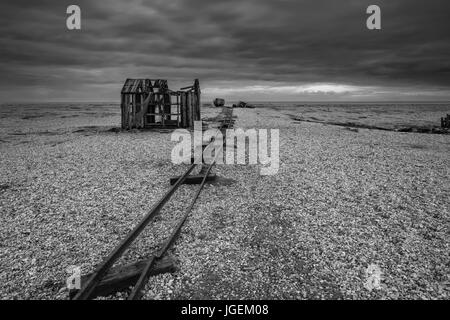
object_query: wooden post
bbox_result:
[125,95,129,130]
[192,91,197,124]
[164,93,171,123]
[181,93,187,128]
[177,94,181,127]
[149,93,155,125]
[130,95,134,129]
[195,90,200,121]
[194,79,201,122]
[124,95,130,130]
[187,91,193,128]
[137,94,142,128]
[134,94,138,128]
[131,95,135,129]
[121,94,125,129]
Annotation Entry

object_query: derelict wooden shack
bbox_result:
[120,78,201,129]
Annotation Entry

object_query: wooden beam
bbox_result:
[169,174,216,185]
[69,255,176,299]
[181,93,187,128]
[124,95,130,130]
[120,94,125,129]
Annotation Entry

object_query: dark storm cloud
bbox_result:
[0,0,449,101]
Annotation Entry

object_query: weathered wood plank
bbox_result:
[181,93,186,128]
[169,174,216,185]
[69,255,176,299]
[124,95,130,130]
[120,94,125,129]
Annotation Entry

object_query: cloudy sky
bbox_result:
[0,0,449,102]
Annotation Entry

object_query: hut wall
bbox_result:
[121,79,200,129]
[181,93,187,128]
[179,90,200,128]
[121,93,145,129]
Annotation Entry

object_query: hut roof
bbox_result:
[121,79,169,94]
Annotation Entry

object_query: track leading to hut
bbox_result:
[71,106,234,300]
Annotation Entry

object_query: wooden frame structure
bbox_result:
[441,114,450,128]
[121,78,201,129]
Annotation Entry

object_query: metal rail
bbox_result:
[128,161,215,300]
[129,108,234,299]
[73,164,196,300]
[73,106,234,300]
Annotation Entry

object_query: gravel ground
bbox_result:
[0,104,448,299]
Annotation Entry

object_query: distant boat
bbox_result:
[213,98,225,107]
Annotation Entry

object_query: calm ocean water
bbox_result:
[0,102,449,130]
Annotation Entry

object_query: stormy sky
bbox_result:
[0,0,449,102]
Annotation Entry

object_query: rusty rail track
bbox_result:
[72,106,234,300]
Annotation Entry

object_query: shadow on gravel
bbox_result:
[211,176,236,186]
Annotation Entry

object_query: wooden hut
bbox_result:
[120,78,201,130]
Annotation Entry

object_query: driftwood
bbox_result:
[68,255,176,299]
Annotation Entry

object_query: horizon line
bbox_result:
[1,100,450,105]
